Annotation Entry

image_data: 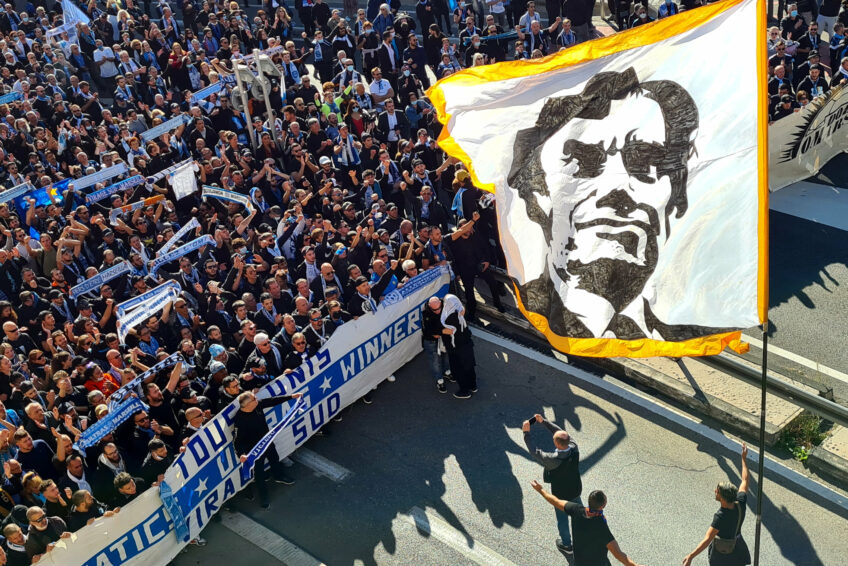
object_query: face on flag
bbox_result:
[510,68,709,342]
[429,0,768,357]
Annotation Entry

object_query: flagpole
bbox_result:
[754,0,771,561]
[234,63,259,154]
[752,321,768,566]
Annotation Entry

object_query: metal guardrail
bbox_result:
[703,354,848,430]
[484,266,848,429]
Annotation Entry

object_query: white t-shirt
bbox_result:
[94,47,119,78]
[370,78,392,109]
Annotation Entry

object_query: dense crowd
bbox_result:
[0,0,832,563]
[767,1,848,121]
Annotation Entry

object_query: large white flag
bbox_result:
[428,0,768,358]
[62,0,91,25]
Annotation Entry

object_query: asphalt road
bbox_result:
[174,333,848,566]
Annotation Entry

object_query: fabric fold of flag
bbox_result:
[427,0,768,358]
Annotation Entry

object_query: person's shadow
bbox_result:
[230,349,630,566]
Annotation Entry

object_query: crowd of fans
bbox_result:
[0,0,837,562]
[767,1,848,121]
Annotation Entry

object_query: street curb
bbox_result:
[808,426,848,487]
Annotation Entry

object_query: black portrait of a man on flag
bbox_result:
[428,0,769,358]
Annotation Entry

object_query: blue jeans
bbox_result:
[422,339,448,382]
[556,497,583,547]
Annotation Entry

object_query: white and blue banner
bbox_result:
[117,282,182,343]
[201,185,253,212]
[0,182,34,204]
[108,195,164,226]
[240,397,306,484]
[85,175,145,203]
[190,82,224,103]
[240,45,286,64]
[159,218,200,255]
[148,158,194,184]
[116,281,182,319]
[0,91,21,105]
[78,397,146,449]
[69,260,131,299]
[41,265,449,566]
[108,352,184,409]
[149,235,215,277]
[62,0,91,25]
[141,115,191,142]
[73,163,129,191]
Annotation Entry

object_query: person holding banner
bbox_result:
[233,390,303,508]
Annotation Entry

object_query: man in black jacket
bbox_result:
[412,187,450,234]
[376,99,410,154]
[25,506,71,560]
[523,413,582,558]
[233,390,302,508]
[448,215,504,321]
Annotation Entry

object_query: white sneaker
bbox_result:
[387,374,396,382]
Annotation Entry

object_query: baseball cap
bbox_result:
[319,156,332,165]
[455,170,470,182]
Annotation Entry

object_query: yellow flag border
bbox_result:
[427,0,768,357]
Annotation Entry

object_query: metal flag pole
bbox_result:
[253,49,281,150]
[233,62,259,153]
[753,321,769,566]
[754,0,771,560]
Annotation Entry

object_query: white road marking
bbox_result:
[741,333,848,385]
[474,327,848,514]
[293,447,353,483]
[220,510,325,566]
[401,506,519,566]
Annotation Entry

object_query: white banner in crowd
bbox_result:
[168,161,199,200]
[117,282,182,343]
[769,83,848,191]
[37,266,450,566]
[147,158,194,183]
[73,163,130,191]
[141,115,191,142]
[202,185,254,212]
[160,218,200,255]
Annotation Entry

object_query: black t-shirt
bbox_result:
[711,492,747,538]
[565,502,615,566]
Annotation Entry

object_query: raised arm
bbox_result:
[739,443,749,494]
[448,211,480,240]
[529,480,566,511]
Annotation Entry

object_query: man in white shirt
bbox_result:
[486,0,508,29]
[93,39,119,91]
[369,68,394,111]
[518,1,541,33]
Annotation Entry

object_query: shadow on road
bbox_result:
[769,209,847,314]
